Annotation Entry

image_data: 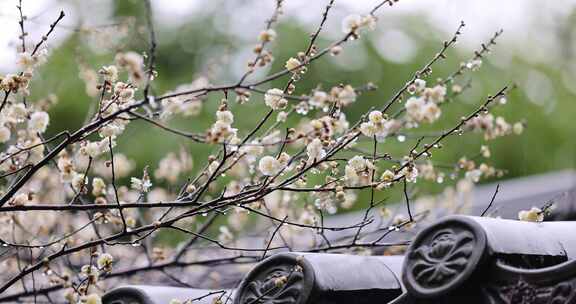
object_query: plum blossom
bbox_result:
[265,88,288,110]
[258,155,282,176]
[207,109,237,143]
[115,51,145,84]
[518,207,544,222]
[405,97,442,123]
[99,65,118,82]
[258,29,277,42]
[28,111,49,133]
[285,57,301,72]
[306,138,325,163]
[341,14,376,34]
[309,90,329,110]
[360,110,400,141]
[344,156,373,185]
[336,85,357,106]
[92,178,106,196]
[96,253,114,271]
[131,176,152,192]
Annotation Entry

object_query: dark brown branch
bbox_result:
[481,183,500,216]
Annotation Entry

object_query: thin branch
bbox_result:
[481,183,500,216]
[143,0,157,102]
[108,136,128,232]
[403,178,413,221]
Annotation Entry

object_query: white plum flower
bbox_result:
[240,142,264,163]
[342,14,377,34]
[405,97,425,122]
[99,123,125,138]
[518,207,544,222]
[28,111,49,133]
[92,178,106,196]
[131,177,152,192]
[432,85,447,102]
[115,52,145,84]
[381,170,395,183]
[360,111,399,141]
[216,110,234,125]
[414,79,426,91]
[17,52,35,70]
[368,111,384,124]
[8,103,28,122]
[306,138,325,163]
[207,109,237,143]
[466,59,482,70]
[285,57,301,71]
[421,102,441,123]
[114,82,135,102]
[309,91,329,109]
[276,111,288,122]
[265,88,288,110]
[258,29,277,42]
[83,141,103,158]
[403,166,419,183]
[344,163,360,185]
[258,155,282,176]
[341,14,362,33]
[99,65,118,82]
[360,15,377,30]
[71,173,87,192]
[348,156,367,171]
[360,122,377,137]
[337,85,357,105]
[17,50,48,71]
[97,253,114,270]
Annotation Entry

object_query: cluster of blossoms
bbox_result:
[264,88,288,110]
[0,50,51,176]
[518,207,545,222]
[405,79,446,124]
[341,14,377,35]
[344,155,374,186]
[464,112,524,139]
[0,50,48,95]
[357,79,449,142]
[413,149,502,186]
[296,85,358,115]
[359,110,401,141]
[206,105,238,144]
[258,153,290,176]
[115,52,146,84]
[159,77,208,119]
